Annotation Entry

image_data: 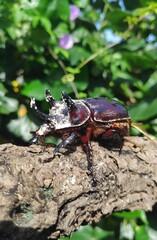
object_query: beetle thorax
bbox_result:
[48,101,71,129]
[48,101,90,130]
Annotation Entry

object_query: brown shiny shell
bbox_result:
[84,98,130,123]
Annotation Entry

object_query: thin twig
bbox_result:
[77,40,123,70]
[47,46,78,96]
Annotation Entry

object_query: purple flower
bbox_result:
[58,34,74,50]
[70,5,80,21]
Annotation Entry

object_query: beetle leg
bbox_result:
[30,123,52,144]
[53,132,78,156]
[80,127,97,185]
[102,129,123,152]
[82,141,92,171]
[30,97,50,120]
[82,141,97,186]
[30,132,39,144]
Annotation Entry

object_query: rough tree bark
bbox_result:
[0,136,157,240]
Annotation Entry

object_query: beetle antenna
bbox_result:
[45,89,55,107]
[30,97,50,120]
[61,91,77,111]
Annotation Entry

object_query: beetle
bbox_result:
[30,90,131,182]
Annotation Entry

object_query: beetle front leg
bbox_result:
[53,132,78,156]
[30,123,52,145]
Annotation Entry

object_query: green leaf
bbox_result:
[89,87,113,98]
[48,79,72,100]
[59,225,113,240]
[21,79,49,100]
[135,226,149,240]
[123,52,156,70]
[114,210,148,224]
[40,17,53,35]
[145,48,157,61]
[107,8,130,31]
[123,38,145,51]
[120,222,134,240]
[0,82,8,95]
[66,67,80,74]
[56,0,69,21]
[7,115,38,141]
[54,47,69,59]
[46,0,69,21]
[74,67,88,91]
[69,47,91,66]
[0,96,18,115]
[54,22,69,36]
[148,227,157,240]
[77,92,87,98]
[123,0,141,10]
[130,98,157,121]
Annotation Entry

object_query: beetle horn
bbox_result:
[30,97,50,120]
[45,89,55,107]
[61,91,77,111]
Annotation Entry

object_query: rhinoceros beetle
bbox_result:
[30,90,131,182]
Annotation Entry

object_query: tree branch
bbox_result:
[0,137,157,240]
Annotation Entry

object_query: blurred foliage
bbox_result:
[59,208,157,240]
[0,0,157,143]
[0,0,157,238]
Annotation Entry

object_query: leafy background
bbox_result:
[0,0,157,239]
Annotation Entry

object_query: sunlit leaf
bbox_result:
[0,82,8,95]
[69,47,91,66]
[130,99,157,121]
[59,225,113,240]
[114,210,148,224]
[148,227,157,240]
[135,226,149,240]
[7,115,38,141]
[40,17,53,35]
[120,222,134,240]
[0,96,18,115]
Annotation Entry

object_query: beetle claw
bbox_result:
[53,133,78,156]
[30,134,38,144]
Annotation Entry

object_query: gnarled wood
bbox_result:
[0,137,157,240]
